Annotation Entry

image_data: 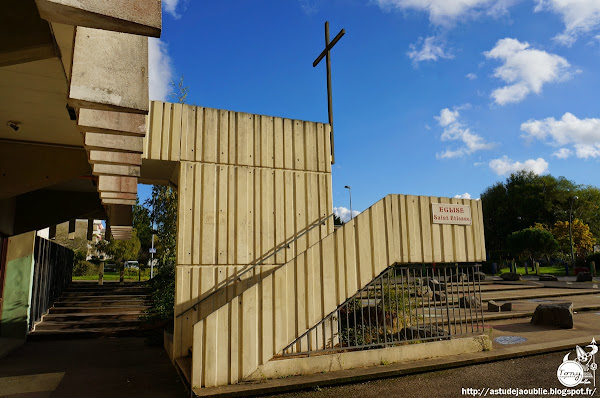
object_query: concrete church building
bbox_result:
[0,0,487,393]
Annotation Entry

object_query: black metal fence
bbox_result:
[29,237,73,330]
[282,264,485,357]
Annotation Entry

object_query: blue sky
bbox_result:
[141,0,600,221]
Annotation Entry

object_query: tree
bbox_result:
[145,185,177,268]
[552,219,596,258]
[334,214,344,226]
[507,228,559,265]
[133,200,153,266]
[481,171,599,252]
[96,230,141,268]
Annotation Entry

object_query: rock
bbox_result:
[400,326,449,340]
[459,295,482,309]
[414,285,431,297]
[469,271,486,282]
[488,300,500,312]
[449,273,467,282]
[539,274,558,282]
[425,278,445,291]
[433,292,446,302]
[531,302,573,329]
[500,302,512,312]
[501,272,521,281]
[576,272,593,282]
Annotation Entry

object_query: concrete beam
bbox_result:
[0,140,91,199]
[68,27,148,114]
[89,150,142,166]
[35,0,161,38]
[84,132,144,153]
[102,198,136,206]
[78,109,147,136]
[97,176,137,194]
[106,204,132,226]
[99,192,137,200]
[8,190,105,236]
[92,163,141,177]
[0,0,57,67]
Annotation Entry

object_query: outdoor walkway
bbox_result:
[0,337,187,398]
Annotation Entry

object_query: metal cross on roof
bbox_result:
[313,21,345,164]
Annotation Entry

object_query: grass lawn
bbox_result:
[497,264,568,276]
[73,270,151,282]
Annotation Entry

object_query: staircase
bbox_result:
[29,282,150,340]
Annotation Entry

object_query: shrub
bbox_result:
[144,264,175,332]
[73,261,98,276]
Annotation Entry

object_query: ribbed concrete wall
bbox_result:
[144,102,332,173]
[190,194,485,388]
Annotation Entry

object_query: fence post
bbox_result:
[98,263,104,285]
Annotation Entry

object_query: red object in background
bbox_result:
[574,267,590,275]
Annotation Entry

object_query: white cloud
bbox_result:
[299,0,318,15]
[434,107,494,159]
[375,0,514,27]
[435,108,459,127]
[454,192,471,199]
[484,38,573,105]
[163,0,183,18]
[466,73,478,80]
[489,156,549,175]
[333,207,360,223]
[148,38,174,101]
[407,36,454,64]
[534,0,600,45]
[521,112,600,159]
[552,148,572,159]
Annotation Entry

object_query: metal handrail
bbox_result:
[175,213,335,319]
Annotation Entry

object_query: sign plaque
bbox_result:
[431,203,472,225]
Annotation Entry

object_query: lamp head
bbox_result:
[344,185,351,189]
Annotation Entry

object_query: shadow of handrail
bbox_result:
[175,213,334,319]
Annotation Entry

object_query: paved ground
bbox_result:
[0,337,188,398]
[273,351,597,398]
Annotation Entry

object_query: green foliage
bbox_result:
[144,264,175,331]
[72,261,98,276]
[170,75,189,104]
[145,186,177,268]
[96,230,141,266]
[481,171,600,251]
[73,249,86,263]
[133,201,153,266]
[507,227,559,262]
[334,214,344,226]
[552,219,596,257]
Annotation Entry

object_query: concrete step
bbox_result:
[175,356,192,388]
[57,294,149,300]
[42,313,143,322]
[33,319,143,331]
[28,326,145,340]
[53,300,149,307]
[48,306,148,314]
[62,290,150,296]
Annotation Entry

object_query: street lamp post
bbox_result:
[569,196,578,270]
[344,185,353,221]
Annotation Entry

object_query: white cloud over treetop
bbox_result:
[434,107,494,159]
[407,36,454,64]
[534,0,600,45]
[489,156,549,175]
[375,0,514,27]
[148,38,173,101]
[521,112,600,159]
[484,38,574,105]
[333,207,360,223]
